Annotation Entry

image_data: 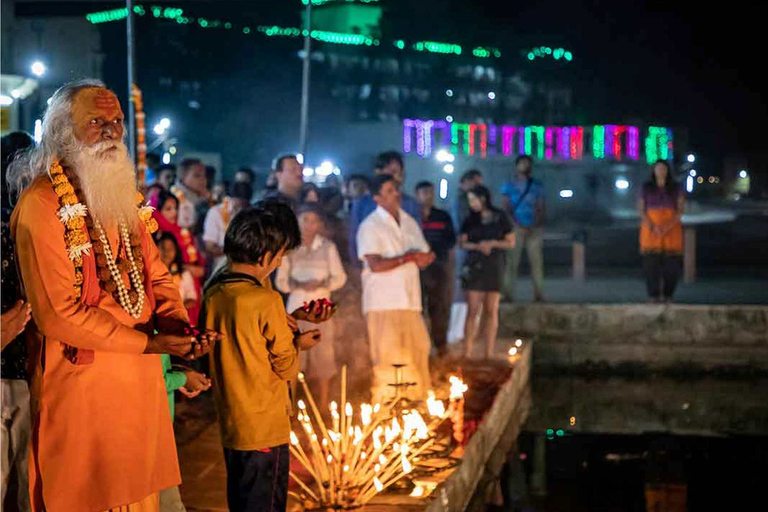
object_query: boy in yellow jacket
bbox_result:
[201,205,322,512]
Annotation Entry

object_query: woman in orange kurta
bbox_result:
[638,160,685,302]
[12,175,188,512]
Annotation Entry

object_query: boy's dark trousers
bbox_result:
[224,444,290,512]
[421,261,453,353]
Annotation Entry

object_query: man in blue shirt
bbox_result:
[348,151,421,263]
[500,155,546,301]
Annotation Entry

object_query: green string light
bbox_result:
[414,41,462,55]
[395,40,405,50]
[533,126,545,159]
[593,125,605,159]
[243,26,251,34]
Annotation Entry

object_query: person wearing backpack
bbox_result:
[500,156,546,302]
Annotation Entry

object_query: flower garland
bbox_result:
[50,161,158,314]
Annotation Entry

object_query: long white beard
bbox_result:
[69,141,139,230]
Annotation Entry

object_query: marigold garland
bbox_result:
[50,161,158,304]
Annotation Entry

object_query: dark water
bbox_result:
[500,375,768,511]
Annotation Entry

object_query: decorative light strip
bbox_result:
[645,126,673,164]
[404,120,670,162]
[302,0,379,4]
[526,46,573,62]
[414,41,462,55]
[83,7,505,60]
[593,125,605,159]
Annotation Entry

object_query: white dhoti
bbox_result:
[366,310,432,403]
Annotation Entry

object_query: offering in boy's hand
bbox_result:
[301,298,337,314]
[292,298,338,324]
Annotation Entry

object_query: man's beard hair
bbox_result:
[68,140,140,231]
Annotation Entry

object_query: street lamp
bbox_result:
[30,61,46,77]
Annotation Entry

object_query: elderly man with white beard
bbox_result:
[7,79,219,512]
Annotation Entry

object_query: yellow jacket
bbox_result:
[201,273,299,450]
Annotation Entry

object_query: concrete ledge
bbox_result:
[499,303,768,370]
[426,343,531,512]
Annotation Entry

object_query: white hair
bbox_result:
[6,78,106,197]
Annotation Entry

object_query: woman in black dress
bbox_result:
[460,185,515,358]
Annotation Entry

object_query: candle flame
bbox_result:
[373,403,381,413]
[298,372,305,382]
[402,455,413,474]
[426,390,446,418]
[361,403,373,425]
[379,454,387,465]
[297,399,306,409]
[343,465,350,472]
[360,452,367,460]
[374,463,381,472]
[330,401,338,411]
[515,338,523,347]
[449,375,468,401]
[327,454,333,463]
[290,431,299,445]
[373,477,383,492]
[410,485,425,497]
[508,347,518,356]
[345,402,353,416]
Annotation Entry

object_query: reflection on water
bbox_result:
[499,375,768,511]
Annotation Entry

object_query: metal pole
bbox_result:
[126,0,137,163]
[299,0,312,159]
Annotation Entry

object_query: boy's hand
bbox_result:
[292,300,336,324]
[295,329,321,350]
[180,371,212,398]
[285,313,299,332]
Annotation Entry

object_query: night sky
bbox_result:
[14,0,768,170]
[456,0,766,163]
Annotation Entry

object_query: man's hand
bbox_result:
[478,240,494,256]
[295,329,322,350]
[1,301,31,350]
[292,301,336,324]
[145,330,220,360]
[180,370,212,398]
[145,333,194,358]
[410,251,436,269]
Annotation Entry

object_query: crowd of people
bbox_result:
[0,78,685,512]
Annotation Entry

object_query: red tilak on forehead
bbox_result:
[93,94,118,109]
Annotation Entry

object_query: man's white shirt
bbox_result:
[357,206,429,313]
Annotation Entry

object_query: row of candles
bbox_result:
[290,338,524,509]
[290,368,468,508]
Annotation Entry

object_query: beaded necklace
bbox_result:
[50,161,158,317]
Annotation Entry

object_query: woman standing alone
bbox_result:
[639,160,685,303]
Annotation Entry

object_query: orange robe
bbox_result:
[11,176,187,512]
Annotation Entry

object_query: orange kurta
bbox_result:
[11,176,188,512]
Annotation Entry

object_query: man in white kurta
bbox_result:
[357,175,435,402]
